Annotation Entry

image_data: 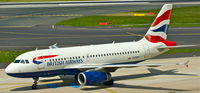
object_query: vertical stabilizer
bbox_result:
[142,4,176,46]
[145,4,172,40]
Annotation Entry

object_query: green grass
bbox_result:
[165,49,200,54]
[0,50,27,63]
[0,0,101,2]
[56,16,154,27]
[55,6,200,27]
[0,49,200,63]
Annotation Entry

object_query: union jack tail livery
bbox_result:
[143,4,176,46]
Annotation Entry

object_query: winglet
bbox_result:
[176,60,189,67]
[49,43,58,49]
[184,60,189,67]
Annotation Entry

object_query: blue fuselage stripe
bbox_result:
[6,60,145,78]
[6,69,81,78]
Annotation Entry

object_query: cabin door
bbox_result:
[33,52,45,69]
[86,54,90,63]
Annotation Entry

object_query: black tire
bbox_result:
[103,79,114,86]
[74,74,78,81]
[32,84,38,89]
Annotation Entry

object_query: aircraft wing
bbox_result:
[158,45,198,49]
[78,60,189,70]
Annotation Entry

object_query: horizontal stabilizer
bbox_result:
[158,45,198,49]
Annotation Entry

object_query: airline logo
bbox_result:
[151,9,171,27]
[145,4,176,46]
[147,4,172,39]
[33,55,58,64]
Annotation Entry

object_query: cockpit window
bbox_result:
[20,60,25,64]
[13,60,20,63]
[25,60,29,64]
[13,59,29,64]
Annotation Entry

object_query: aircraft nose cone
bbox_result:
[5,66,11,73]
[5,63,14,74]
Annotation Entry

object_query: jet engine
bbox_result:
[77,72,112,85]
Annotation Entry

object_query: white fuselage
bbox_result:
[5,39,168,78]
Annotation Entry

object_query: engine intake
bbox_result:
[77,72,111,85]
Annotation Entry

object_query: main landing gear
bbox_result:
[32,77,39,89]
[103,79,114,86]
[104,72,114,86]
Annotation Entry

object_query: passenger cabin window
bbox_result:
[20,60,25,64]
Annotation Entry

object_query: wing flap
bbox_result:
[79,61,189,69]
[158,45,197,49]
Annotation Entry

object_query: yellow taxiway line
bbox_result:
[104,88,117,93]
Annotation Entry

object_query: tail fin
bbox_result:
[142,4,176,46]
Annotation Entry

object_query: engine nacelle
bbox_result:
[77,72,111,85]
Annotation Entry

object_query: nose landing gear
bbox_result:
[32,77,39,89]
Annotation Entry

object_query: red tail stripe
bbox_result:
[145,35,176,46]
[151,10,171,27]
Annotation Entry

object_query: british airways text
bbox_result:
[47,59,83,67]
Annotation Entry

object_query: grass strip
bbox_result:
[55,6,200,27]
[165,48,200,54]
[0,50,27,63]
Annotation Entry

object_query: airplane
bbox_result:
[5,4,193,89]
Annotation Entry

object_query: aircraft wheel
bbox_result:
[74,74,78,81]
[103,79,114,86]
[32,84,38,89]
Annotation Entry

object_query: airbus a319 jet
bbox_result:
[5,4,193,89]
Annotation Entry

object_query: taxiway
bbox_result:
[0,56,200,93]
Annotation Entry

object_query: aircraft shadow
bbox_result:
[39,78,61,82]
[81,83,187,91]
[82,68,196,91]
[11,80,78,91]
[113,68,197,81]
[11,68,196,91]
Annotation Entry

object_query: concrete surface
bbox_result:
[0,56,200,93]
[0,26,199,50]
